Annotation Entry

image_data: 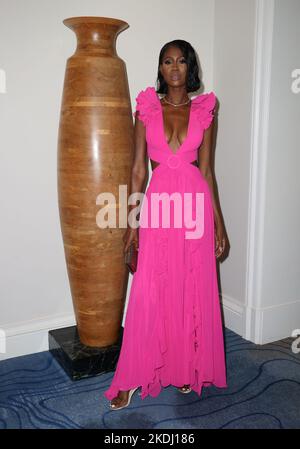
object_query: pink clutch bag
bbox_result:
[124,242,138,274]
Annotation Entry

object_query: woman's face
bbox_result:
[159,46,188,88]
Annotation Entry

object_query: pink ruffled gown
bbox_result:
[104,86,228,401]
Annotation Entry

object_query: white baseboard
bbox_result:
[1,301,246,361]
[221,294,246,338]
[221,294,300,345]
[0,313,76,361]
[1,297,298,361]
[259,299,300,344]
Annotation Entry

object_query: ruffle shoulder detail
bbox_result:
[133,86,160,126]
[192,91,216,130]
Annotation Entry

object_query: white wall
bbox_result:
[0,0,215,359]
[259,0,300,342]
[213,0,256,336]
[214,0,300,344]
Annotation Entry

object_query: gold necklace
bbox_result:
[162,96,191,107]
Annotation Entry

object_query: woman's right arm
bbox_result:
[123,111,148,253]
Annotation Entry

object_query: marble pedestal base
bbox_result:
[48,325,123,381]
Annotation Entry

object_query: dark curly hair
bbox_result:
[156,40,201,94]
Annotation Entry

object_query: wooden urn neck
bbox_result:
[63,16,129,56]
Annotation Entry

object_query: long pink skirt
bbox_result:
[104,162,227,400]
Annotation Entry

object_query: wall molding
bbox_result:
[221,294,246,338]
[222,294,300,345]
[245,0,275,344]
[1,292,298,360]
[0,313,76,361]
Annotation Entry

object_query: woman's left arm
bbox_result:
[198,119,226,258]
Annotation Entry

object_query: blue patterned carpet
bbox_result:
[0,328,299,429]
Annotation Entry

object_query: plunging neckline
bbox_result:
[155,91,194,155]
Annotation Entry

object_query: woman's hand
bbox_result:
[123,227,139,254]
[214,220,226,259]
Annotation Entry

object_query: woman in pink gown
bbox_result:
[104,40,228,409]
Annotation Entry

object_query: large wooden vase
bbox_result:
[57,17,133,347]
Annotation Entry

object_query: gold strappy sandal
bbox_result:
[177,385,192,394]
[109,387,139,410]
